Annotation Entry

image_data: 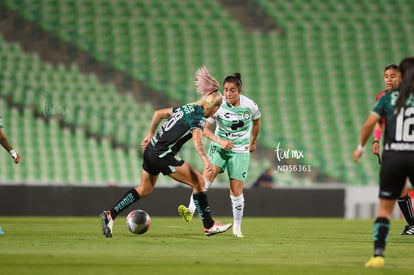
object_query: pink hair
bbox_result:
[195,66,219,95]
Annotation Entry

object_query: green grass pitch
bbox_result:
[1,216,414,274]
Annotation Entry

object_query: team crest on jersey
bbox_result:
[242,111,250,120]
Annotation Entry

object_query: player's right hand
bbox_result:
[141,134,152,149]
[219,140,234,150]
[352,149,363,163]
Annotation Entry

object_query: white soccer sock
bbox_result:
[231,194,244,233]
[188,195,196,215]
[188,178,212,215]
[204,177,212,190]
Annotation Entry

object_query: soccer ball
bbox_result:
[126,209,151,234]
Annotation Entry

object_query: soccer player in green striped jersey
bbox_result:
[179,72,261,238]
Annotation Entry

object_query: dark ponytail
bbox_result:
[223,72,242,89]
[395,57,414,115]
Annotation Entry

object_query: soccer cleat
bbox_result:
[364,256,384,268]
[400,225,414,235]
[0,226,3,235]
[178,205,193,223]
[100,210,114,238]
[204,222,232,236]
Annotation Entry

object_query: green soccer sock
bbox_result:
[372,217,390,257]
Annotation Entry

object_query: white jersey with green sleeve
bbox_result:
[207,95,261,153]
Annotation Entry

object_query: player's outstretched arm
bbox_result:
[0,129,20,164]
[141,108,172,148]
[193,128,215,175]
[353,114,379,163]
[203,121,233,150]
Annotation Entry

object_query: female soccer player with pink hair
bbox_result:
[100,66,232,237]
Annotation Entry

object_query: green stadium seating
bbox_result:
[0,97,147,185]
[0,34,271,186]
[3,0,413,185]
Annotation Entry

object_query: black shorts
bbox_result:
[142,146,185,176]
[379,151,414,199]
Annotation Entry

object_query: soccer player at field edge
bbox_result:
[371,64,414,235]
[353,56,414,268]
[0,115,21,235]
[178,72,261,238]
[100,66,232,238]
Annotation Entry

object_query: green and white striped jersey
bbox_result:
[207,95,261,153]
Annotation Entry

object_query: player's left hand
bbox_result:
[371,141,380,154]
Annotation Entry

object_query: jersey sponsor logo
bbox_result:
[231,120,244,130]
[385,142,414,151]
[380,191,392,197]
[223,131,246,138]
[224,111,251,120]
